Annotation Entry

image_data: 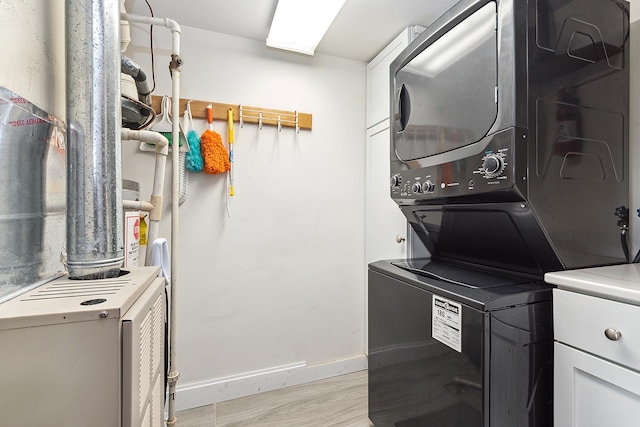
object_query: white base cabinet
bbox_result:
[552,287,640,427]
[555,342,640,427]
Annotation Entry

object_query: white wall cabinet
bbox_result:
[365,120,406,263]
[365,26,423,263]
[553,288,640,427]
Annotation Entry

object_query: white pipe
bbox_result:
[120,0,131,53]
[121,128,168,262]
[122,13,183,426]
[122,199,154,212]
[145,148,167,264]
[168,41,181,427]
[120,14,181,41]
[121,128,168,154]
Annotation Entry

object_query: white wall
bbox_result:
[0,0,65,119]
[124,24,367,408]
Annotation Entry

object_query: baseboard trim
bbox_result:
[175,355,368,411]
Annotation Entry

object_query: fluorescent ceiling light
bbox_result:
[267,0,346,55]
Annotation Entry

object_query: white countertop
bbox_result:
[545,264,640,305]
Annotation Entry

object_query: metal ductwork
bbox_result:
[66,0,123,279]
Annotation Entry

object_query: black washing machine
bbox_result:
[368,259,553,427]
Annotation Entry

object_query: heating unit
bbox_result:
[0,267,165,427]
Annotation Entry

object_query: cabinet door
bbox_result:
[555,342,640,427]
[365,120,406,264]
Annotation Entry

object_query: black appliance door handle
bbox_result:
[395,84,411,132]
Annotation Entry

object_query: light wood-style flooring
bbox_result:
[174,370,372,426]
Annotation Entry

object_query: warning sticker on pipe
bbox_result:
[432,296,462,353]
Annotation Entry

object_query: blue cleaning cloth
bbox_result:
[185,130,204,172]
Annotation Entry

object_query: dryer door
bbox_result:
[393,2,498,162]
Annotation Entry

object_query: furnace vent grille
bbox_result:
[19,278,129,301]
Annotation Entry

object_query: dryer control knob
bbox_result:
[422,180,435,193]
[482,154,505,177]
[412,182,423,194]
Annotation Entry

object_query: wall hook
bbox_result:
[150,96,312,131]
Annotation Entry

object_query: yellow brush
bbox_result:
[227,108,235,196]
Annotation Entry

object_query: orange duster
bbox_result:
[201,104,230,175]
[200,128,230,175]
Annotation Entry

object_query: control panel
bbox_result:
[390,138,515,202]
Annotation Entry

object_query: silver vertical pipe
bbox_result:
[66,0,124,279]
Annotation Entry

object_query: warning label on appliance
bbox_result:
[432,296,462,353]
[124,211,140,268]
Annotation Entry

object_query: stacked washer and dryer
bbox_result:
[368,0,630,425]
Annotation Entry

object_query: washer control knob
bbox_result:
[390,174,402,187]
[482,154,505,177]
[412,182,423,194]
[422,180,435,193]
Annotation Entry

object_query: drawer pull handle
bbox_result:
[604,328,622,341]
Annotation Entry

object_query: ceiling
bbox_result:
[125,0,459,62]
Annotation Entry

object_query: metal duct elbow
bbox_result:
[66,0,124,279]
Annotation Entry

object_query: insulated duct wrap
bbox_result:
[121,55,151,105]
[66,0,124,279]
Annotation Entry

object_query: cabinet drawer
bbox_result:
[553,289,640,371]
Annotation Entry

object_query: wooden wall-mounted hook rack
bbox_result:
[150,95,312,131]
